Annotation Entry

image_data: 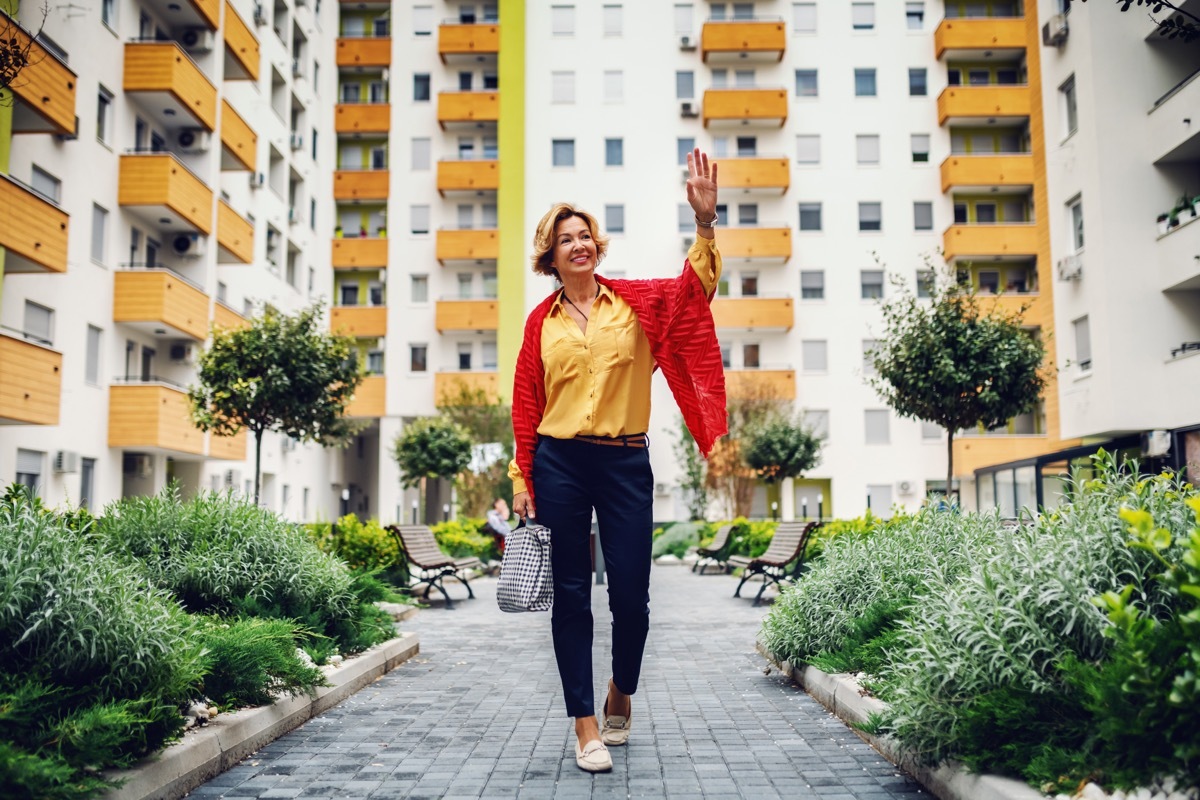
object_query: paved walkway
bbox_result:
[187,565,927,799]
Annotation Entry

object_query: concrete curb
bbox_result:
[755,640,1045,800]
[104,632,420,800]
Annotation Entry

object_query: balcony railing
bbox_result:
[335,103,390,133]
[437,90,500,130]
[702,88,788,128]
[434,370,499,403]
[113,268,211,341]
[937,84,1031,125]
[336,36,391,68]
[436,228,499,264]
[108,382,206,455]
[942,223,1038,261]
[223,0,261,81]
[0,331,62,425]
[346,375,386,417]
[0,174,69,274]
[124,41,217,130]
[438,21,500,63]
[332,236,389,268]
[118,152,214,234]
[724,367,795,400]
[933,16,1026,58]
[436,159,499,196]
[2,9,77,135]
[700,18,786,63]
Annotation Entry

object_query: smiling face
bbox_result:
[551,215,598,280]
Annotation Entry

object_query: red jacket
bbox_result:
[512,263,727,500]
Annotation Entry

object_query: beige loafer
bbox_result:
[601,698,631,746]
[575,739,612,772]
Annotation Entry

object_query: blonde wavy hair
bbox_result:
[530,203,610,280]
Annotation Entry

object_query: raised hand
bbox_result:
[686,147,719,222]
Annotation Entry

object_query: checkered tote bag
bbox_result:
[496,519,553,613]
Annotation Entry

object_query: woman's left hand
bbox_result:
[686,147,719,221]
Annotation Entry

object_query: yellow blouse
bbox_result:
[509,237,722,494]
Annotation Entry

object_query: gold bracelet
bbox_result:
[694,213,719,228]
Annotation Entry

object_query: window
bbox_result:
[859,202,882,232]
[862,339,878,377]
[856,134,880,165]
[1061,75,1077,137]
[15,449,43,495]
[457,272,474,298]
[908,68,927,96]
[906,2,924,29]
[604,70,623,103]
[101,0,115,27]
[413,73,430,101]
[367,351,384,374]
[411,137,431,170]
[604,4,622,35]
[31,165,61,204]
[482,271,498,298]
[340,282,359,306]
[85,325,102,385]
[411,274,428,302]
[413,5,433,35]
[794,69,818,97]
[737,204,758,226]
[80,458,96,511]
[1068,197,1084,251]
[854,68,877,97]
[676,70,695,99]
[675,3,694,34]
[720,342,732,368]
[861,270,884,299]
[605,138,624,167]
[979,270,1000,294]
[916,269,935,298]
[851,2,875,29]
[23,301,53,345]
[739,272,758,296]
[552,139,575,167]
[1073,315,1091,371]
[482,341,498,370]
[800,271,824,299]
[742,343,760,369]
[736,136,757,157]
[552,4,575,35]
[911,133,930,162]
[802,340,828,372]
[804,410,830,440]
[605,204,625,234]
[677,204,695,233]
[734,69,755,88]
[91,204,108,263]
[410,205,430,235]
[457,342,473,370]
[799,202,822,231]
[796,134,820,164]
[677,137,695,166]
[921,421,942,440]
[793,2,816,33]
[864,410,890,444]
[913,201,933,231]
[368,282,384,306]
[410,344,428,372]
[97,87,113,143]
[552,71,575,103]
[867,483,893,515]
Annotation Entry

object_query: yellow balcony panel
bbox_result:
[711,297,794,331]
[123,42,217,131]
[114,270,211,341]
[703,88,788,129]
[939,153,1034,193]
[942,223,1038,262]
[332,237,388,268]
[347,375,386,418]
[333,170,389,201]
[223,1,260,81]
[334,103,390,134]
[436,159,499,198]
[330,306,387,338]
[0,333,62,425]
[0,174,69,274]
[717,157,789,196]
[701,20,786,63]
[436,228,498,265]
[725,369,795,401]
[718,227,792,264]
[212,299,248,331]
[934,17,1026,59]
[336,36,391,68]
[975,292,1041,321]
[119,153,214,234]
[216,200,254,264]
[437,91,499,131]
[108,384,206,456]
[436,299,499,332]
[953,435,1048,479]
[937,85,1030,125]
[438,23,500,64]
[208,429,247,460]
[3,10,76,135]
[435,371,500,404]
[220,99,257,171]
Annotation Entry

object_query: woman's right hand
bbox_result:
[512,491,536,520]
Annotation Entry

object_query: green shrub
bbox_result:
[804,514,880,562]
[651,521,706,558]
[432,517,499,562]
[198,617,327,708]
[308,514,407,586]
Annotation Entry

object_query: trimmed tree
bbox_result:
[435,383,514,516]
[189,303,364,503]
[744,417,822,485]
[705,383,789,518]
[867,270,1047,498]
[391,416,473,518]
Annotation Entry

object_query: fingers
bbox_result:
[710,160,718,186]
[700,149,709,179]
[686,148,696,179]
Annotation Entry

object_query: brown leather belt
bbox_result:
[573,433,648,448]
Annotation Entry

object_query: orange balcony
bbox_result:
[717,157,789,196]
[438,22,500,63]
[0,333,62,425]
[108,383,206,456]
[711,297,794,331]
[208,429,247,460]
[718,227,791,264]
[940,154,1034,193]
[223,0,260,80]
[436,229,498,264]
[212,300,248,331]
[0,174,69,274]
[934,17,1026,59]
[336,36,391,68]
[113,270,211,341]
[437,91,499,130]
[330,306,387,337]
[701,19,786,63]
[333,170,389,201]
[436,159,499,197]
[216,200,254,264]
[703,88,788,128]
[118,153,214,234]
[942,223,1039,262]
[169,0,220,29]
[435,371,499,404]
[435,299,499,332]
[123,42,217,130]
[347,375,386,418]
[332,237,388,268]
[220,99,257,171]
[334,103,391,134]
[953,435,1048,479]
[937,85,1030,125]
[2,10,76,136]
[725,369,796,401]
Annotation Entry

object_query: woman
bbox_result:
[508,148,727,772]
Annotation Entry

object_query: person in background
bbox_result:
[485,497,513,553]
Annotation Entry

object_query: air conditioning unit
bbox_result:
[1042,13,1068,47]
[179,27,214,52]
[125,454,153,479]
[1143,429,1171,458]
[289,132,304,150]
[53,450,80,474]
[169,341,199,364]
[1057,253,1082,281]
[896,480,915,495]
[56,115,80,142]
[176,128,211,153]
[171,232,207,258]
[679,100,699,119]
[679,34,696,51]
[251,171,266,189]
[253,3,267,26]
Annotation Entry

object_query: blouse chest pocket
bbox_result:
[598,321,637,367]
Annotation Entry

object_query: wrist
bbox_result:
[694,212,718,228]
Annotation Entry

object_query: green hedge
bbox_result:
[432,517,500,563]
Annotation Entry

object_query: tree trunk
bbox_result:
[254,427,264,505]
[946,428,955,506]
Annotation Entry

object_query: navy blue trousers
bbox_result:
[532,436,654,719]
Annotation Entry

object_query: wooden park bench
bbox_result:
[728,521,818,606]
[693,523,735,575]
[386,525,482,609]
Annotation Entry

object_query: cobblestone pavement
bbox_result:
[187,564,927,799]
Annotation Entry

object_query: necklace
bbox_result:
[563,284,599,322]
